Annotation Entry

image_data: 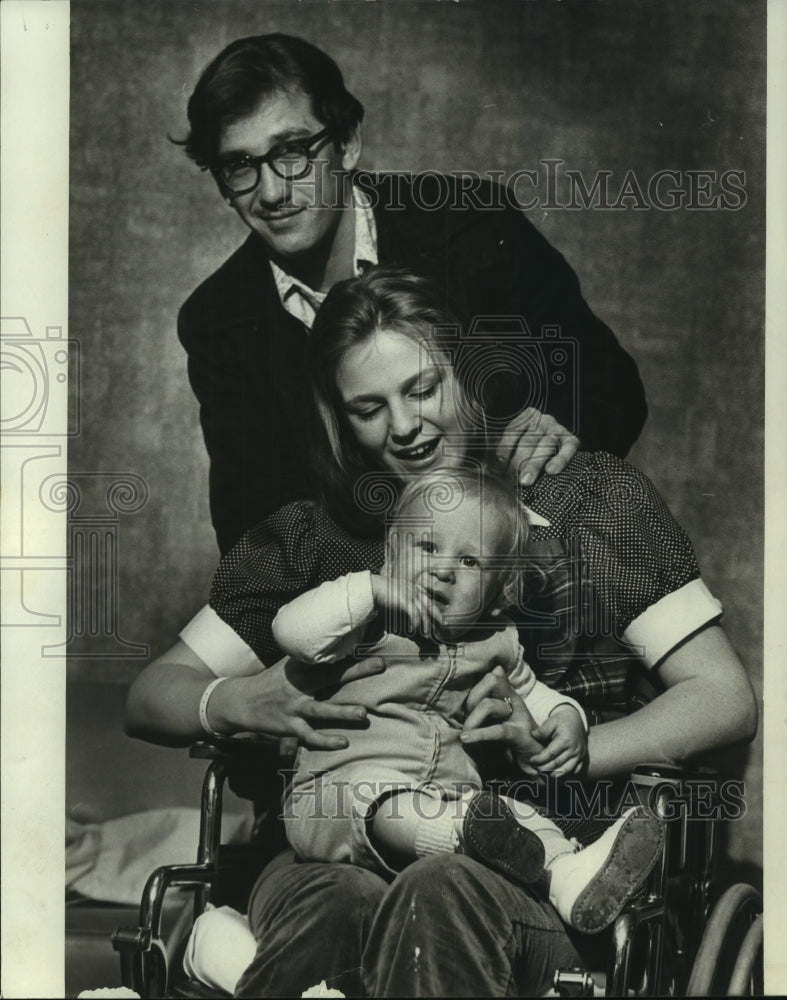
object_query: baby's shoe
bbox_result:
[461,791,549,894]
[547,806,664,934]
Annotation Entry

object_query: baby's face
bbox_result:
[390,493,509,642]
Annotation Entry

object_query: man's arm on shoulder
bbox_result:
[445,185,648,458]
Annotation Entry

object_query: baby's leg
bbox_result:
[369,789,562,870]
[285,774,359,864]
[370,788,462,868]
[371,788,553,879]
[287,770,440,876]
[465,795,664,934]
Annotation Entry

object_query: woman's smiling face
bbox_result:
[335,328,468,476]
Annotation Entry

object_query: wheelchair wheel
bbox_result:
[686,883,763,996]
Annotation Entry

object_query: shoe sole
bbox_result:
[570,811,665,934]
[463,792,548,892]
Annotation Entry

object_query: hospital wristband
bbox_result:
[199,676,229,738]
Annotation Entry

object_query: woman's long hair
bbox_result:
[307,266,490,535]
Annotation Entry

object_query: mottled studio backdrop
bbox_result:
[67,0,765,885]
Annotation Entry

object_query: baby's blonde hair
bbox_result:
[387,466,530,612]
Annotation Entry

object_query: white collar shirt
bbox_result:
[269,188,378,329]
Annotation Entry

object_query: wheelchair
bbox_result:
[113,740,764,998]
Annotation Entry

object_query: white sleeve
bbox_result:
[271,571,377,664]
[508,637,588,731]
[179,605,264,677]
[623,578,723,668]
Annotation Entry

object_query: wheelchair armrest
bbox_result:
[629,761,718,877]
[190,737,240,763]
[190,736,294,807]
[189,735,284,760]
[630,761,717,782]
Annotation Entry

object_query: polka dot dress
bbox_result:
[211,501,385,666]
[521,450,700,636]
[211,452,704,719]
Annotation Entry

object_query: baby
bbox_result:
[274,467,663,934]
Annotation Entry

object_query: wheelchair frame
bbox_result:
[112,743,763,998]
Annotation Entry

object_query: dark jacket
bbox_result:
[179,173,647,554]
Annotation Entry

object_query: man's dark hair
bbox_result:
[180,33,364,168]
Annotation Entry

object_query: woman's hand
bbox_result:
[213,654,386,752]
[124,639,385,751]
[528,705,587,776]
[496,407,580,486]
[459,666,545,777]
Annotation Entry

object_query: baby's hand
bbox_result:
[370,573,442,638]
[460,666,547,779]
[528,705,587,776]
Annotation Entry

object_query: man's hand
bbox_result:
[460,666,546,777]
[220,654,385,752]
[496,407,580,486]
[528,705,587,776]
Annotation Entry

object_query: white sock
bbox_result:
[414,810,461,858]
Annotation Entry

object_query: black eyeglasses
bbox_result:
[214,128,334,195]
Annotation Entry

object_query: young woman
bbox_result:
[126,267,756,998]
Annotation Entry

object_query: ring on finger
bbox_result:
[503,696,513,714]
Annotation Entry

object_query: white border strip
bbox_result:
[1,2,70,996]
[764,0,786,992]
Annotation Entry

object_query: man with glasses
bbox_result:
[177,33,647,555]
